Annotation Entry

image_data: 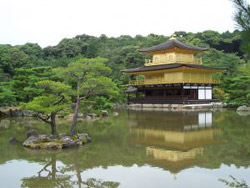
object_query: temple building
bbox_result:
[122,35,225,104]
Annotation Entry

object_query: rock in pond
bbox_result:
[23,133,91,150]
[237,105,250,111]
[9,137,19,145]
[61,137,77,148]
[26,129,39,138]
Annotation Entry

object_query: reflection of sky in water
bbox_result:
[1,160,250,188]
[80,164,250,188]
[0,160,44,188]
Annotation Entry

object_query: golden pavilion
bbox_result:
[122,35,225,104]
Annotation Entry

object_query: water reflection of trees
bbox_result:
[219,176,249,188]
[21,152,120,188]
[82,178,120,188]
[21,153,72,188]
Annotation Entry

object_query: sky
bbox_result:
[0,0,246,48]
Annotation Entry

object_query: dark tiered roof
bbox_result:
[121,63,226,73]
[139,39,207,53]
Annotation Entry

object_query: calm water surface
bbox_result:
[0,109,250,188]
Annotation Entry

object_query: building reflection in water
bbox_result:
[128,111,223,173]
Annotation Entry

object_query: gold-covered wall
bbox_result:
[145,74,164,81]
[163,72,213,83]
[145,52,202,66]
[137,71,217,85]
[146,147,203,162]
[130,128,222,150]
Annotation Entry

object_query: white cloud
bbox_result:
[0,0,241,47]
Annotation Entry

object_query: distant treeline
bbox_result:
[0,30,249,107]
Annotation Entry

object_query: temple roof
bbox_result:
[139,39,207,53]
[121,63,226,73]
[125,86,137,93]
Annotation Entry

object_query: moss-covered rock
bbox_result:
[23,133,91,150]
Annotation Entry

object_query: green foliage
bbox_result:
[57,57,119,114]
[232,0,250,31]
[221,63,250,106]
[11,67,57,102]
[23,80,71,115]
[198,49,249,106]
[200,49,243,73]
[0,30,249,107]
[232,0,250,59]
[58,57,118,97]
[0,82,16,107]
[92,96,113,110]
[0,45,31,76]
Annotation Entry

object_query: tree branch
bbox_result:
[53,95,65,106]
[36,114,51,124]
[234,0,250,17]
[85,88,96,98]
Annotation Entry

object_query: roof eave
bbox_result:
[121,64,226,74]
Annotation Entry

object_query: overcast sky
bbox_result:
[0,0,247,47]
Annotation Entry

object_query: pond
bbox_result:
[0,109,250,188]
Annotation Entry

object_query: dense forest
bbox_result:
[0,29,249,109]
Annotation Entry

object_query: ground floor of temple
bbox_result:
[127,84,218,104]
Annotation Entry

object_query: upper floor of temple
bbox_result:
[139,35,207,66]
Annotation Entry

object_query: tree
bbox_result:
[57,57,118,136]
[232,0,250,30]
[0,45,31,76]
[11,67,56,102]
[200,48,243,74]
[24,80,71,136]
[221,63,250,106]
[232,0,250,59]
[0,82,16,107]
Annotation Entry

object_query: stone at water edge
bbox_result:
[22,110,36,117]
[237,105,250,111]
[77,113,84,118]
[86,115,92,120]
[9,109,23,117]
[113,112,119,117]
[101,110,109,117]
[61,136,79,148]
[23,135,47,147]
[77,133,91,143]
[86,113,98,118]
